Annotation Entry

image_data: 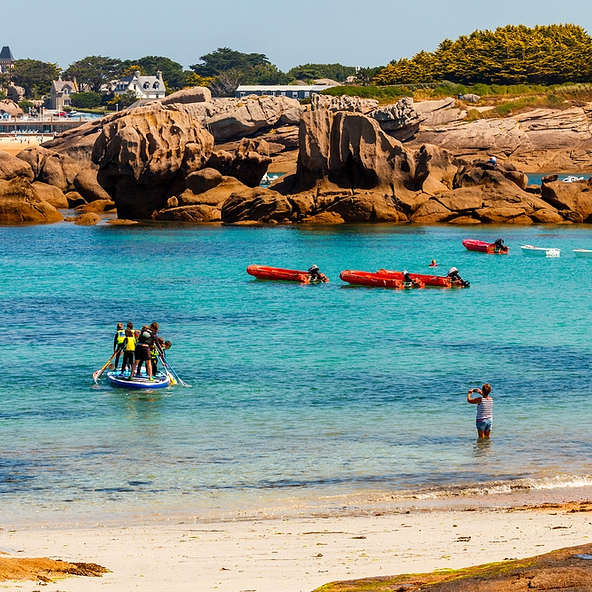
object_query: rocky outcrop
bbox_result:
[311,94,379,114]
[0,151,34,182]
[73,167,112,202]
[32,182,68,209]
[541,175,592,222]
[0,178,63,224]
[74,212,101,226]
[371,97,422,141]
[0,99,23,118]
[412,104,592,171]
[161,86,212,105]
[204,95,303,142]
[221,187,293,223]
[207,139,271,187]
[17,146,81,192]
[91,105,215,219]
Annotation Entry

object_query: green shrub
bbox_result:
[71,91,103,109]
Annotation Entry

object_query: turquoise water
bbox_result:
[2,223,592,523]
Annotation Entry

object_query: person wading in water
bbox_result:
[467,383,493,438]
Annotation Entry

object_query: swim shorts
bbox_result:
[135,343,151,361]
[476,418,492,432]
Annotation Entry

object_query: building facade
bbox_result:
[111,70,166,100]
[50,77,78,110]
[235,84,336,100]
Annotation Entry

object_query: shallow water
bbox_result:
[1,222,592,523]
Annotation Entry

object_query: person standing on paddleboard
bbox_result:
[467,383,493,438]
[129,322,161,381]
[113,323,125,370]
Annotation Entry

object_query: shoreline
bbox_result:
[2,491,592,591]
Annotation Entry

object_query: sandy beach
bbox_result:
[2,491,592,592]
[0,135,49,156]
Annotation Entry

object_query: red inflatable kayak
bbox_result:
[377,269,453,288]
[463,239,509,254]
[340,270,424,289]
[247,265,310,282]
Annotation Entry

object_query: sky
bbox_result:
[5,0,592,71]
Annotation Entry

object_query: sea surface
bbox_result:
[2,222,592,524]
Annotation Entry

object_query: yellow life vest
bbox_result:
[125,336,136,351]
[116,330,125,345]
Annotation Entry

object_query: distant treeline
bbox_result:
[3,24,592,106]
[373,24,592,86]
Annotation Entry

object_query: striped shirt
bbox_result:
[476,396,493,421]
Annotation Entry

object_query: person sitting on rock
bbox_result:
[308,265,329,283]
[487,155,497,167]
[447,267,470,287]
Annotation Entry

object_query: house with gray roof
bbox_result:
[0,46,15,74]
[50,77,78,110]
[111,70,166,100]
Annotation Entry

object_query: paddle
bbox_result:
[93,350,118,384]
[155,345,176,386]
[157,344,190,387]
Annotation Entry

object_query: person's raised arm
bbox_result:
[467,388,483,404]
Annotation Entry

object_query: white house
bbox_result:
[111,70,166,100]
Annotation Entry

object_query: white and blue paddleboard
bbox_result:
[106,371,171,389]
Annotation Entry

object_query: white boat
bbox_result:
[521,245,560,257]
[574,249,592,258]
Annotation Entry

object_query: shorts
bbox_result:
[476,418,492,432]
[135,344,151,361]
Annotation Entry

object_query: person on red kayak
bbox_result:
[447,267,470,287]
[308,265,329,283]
[493,238,507,253]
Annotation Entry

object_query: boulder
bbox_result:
[207,95,304,142]
[0,99,23,117]
[411,199,453,223]
[371,97,422,141]
[154,204,221,222]
[161,86,212,105]
[475,205,528,223]
[301,211,345,224]
[17,146,80,192]
[327,192,402,223]
[7,84,25,103]
[221,188,292,223]
[541,177,592,221]
[0,151,34,182]
[311,93,379,114]
[454,160,528,191]
[185,167,223,194]
[413,144,457,194]
[449,215,481,224]
[207,139,271,187]
[76,199,116,213]
[0,178,63,224]
[414,97,465,126]
[530,208,564,224]
[460,93,481,103]
[65,191,86,208]
[32,182,68,209]
[74,212,101,226]
[73,168,112,202]
[91,105,215,219]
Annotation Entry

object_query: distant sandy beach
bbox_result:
[2,489,592,592]
[0,135,49,156]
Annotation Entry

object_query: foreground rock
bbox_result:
[0,556,108,582]
[315,542,592,592]
[0,178,63,224]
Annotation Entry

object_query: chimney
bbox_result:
[156,70,162,80]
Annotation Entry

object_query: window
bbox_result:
[143,82,150,89]
[153,82,159,89]
[304,92,310,98]
[292,92,298,98]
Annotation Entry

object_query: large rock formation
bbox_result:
[91,106,215,219]
[412,105,592,171]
